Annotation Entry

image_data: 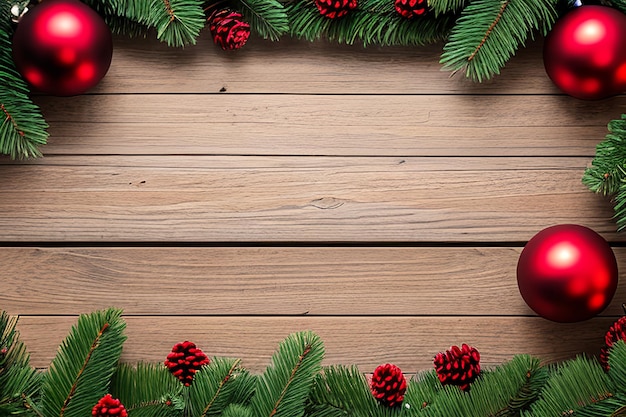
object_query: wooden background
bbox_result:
[1,31,625,373]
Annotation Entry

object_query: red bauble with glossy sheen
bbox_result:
[12,0,112,96]
[517,225,618,323]
[543,5,626,100]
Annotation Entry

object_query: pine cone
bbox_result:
[209,10,250,51]
[314,0,357,19]
[600,316,626,371]
[370,363,407,407]
[433,344,480,391]
[394,0,427,18]
[164,341,210,386]
[92,394,128,417]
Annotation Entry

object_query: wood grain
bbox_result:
[93,35,554,95]
[32,94,624,156]
[3,247,626,317]
[17,315,614,371]
[0,157,616,242]
[4,35,624,377]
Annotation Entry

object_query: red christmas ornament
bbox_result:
[600,315,626,371]
[11,0,113,96]
[543,5,626,100]
[314,0,357,19]
[394,0,427,19]
[92,394,128,417]
[164,341,210,386]
[433,344,480,391]
[209,10,250,51]
[370,363,407,407]
[517,225,618,323]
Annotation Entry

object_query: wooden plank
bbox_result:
[94,35,554,95]
[17,316,615,372]
[3,247,626,317]
[0,156,617,242]
[33,94,623,156]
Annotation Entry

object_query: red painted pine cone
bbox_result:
[92,394,128,417]
[394,0,427,18]
[433,344,480,391]
[601,316,626,371]
[314,0,357,19]
[209,10,250,51]
[164,341,210,386]
[370,363,407,407]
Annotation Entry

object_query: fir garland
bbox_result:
[3,308,626,417]
[1,0,623,160]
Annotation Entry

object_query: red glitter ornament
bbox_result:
[11,0,113,96]
[314,0,357,19]
[92,394,128,417]
[517,224,618,323]
[370,363,407,407]
[600,315,626,371]
[394,0,427,19]
[164,341,210,386]
[543,5,626,100]
[433,344,480,391]
[209,10,250,51]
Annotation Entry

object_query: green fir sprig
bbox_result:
[439,0,558,82]
[8,309,626,416]
[110,363,184,417]
[0,0,48,159]
[583,114,626,231]
[0,312,41,417]
[250,331,324,417]
[39,308,127,417]
[187,357,255,417]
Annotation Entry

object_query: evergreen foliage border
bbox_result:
[3,309,626,417]
[0,0,623,159]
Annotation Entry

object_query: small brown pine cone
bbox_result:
[209,10,250,51]
[314,0,357,19]
[433,344,480,391]
[600,316,626,371]
[164,341,210,386]
[92,394,128,417]
[370,363,407,407]
[394,0,427,18]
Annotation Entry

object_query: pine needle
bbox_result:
[440,0,557,82]
[235,0,289,41]
[187,357,255,417]
[110,363,183,417]
[0,312,41,417]
[40,309,127,417]
[583,114,626,197]
[524,356,615,417]
[0,1,48,159]
[250,331,324,417]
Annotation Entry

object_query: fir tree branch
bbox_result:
[288,0,453,46]
[428,0,468,15]
[234,0,289,41]
[440,0,558,81]
[583,114,626,197]
[0,0,48,159]
[59,323,109,417]
[201,359,241,417]
[308,365,381,415]
[40,309,126,417]
[251,331,324,417]
[0,312,41,417]
[188,357,255,417]
[525,356,615,417]
[150,0,207,46]
[110,362,183,417]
